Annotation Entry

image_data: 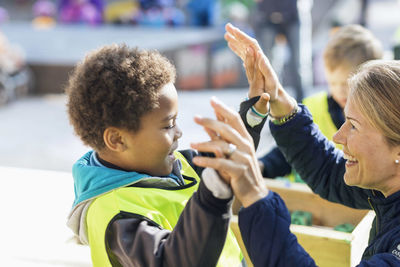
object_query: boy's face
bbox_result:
[324,63,354,109]
[119,82,182,176]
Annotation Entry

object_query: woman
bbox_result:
[191,24,400,266]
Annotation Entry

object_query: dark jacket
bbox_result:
[259,94,344,178]
[254,0,299,25]
[239,104,400,266]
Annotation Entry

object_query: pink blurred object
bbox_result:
[33,0,57,18]
[59,0,103,25]
[0,6,10,23]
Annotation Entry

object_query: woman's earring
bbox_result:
[396,159,399,164]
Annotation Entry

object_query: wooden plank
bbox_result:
[291,225,352,267]
[230,216,254,267]
[264,179,369,227]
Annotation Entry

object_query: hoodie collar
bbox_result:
[72,151,183,207]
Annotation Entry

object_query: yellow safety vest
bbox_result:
[302,91,340,143]
[86,151,242,266]
[285,92,341,182]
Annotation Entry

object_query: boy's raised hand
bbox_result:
[225,23,282,104]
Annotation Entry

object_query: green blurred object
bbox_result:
[334,223,355,233]
[394,45,400,60]
[291,210,312,226]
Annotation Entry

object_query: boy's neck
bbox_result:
[96,152,129,172]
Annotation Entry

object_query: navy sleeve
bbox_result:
[269,104,370,209]
[238,192,316,267]
[259,147,292,178]
[358,253,400,266]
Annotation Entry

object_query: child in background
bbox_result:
[259,24,383,180]
[66,44,265,266]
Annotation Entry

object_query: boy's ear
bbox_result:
[103,127,126,152]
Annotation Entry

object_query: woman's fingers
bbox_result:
[194,115,250,153]
[191,140,241,159]
[209,97,252,141]
[203,126,220,142]
[246,50,265,98]
[257,52,281,100]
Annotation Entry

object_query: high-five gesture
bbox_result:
[225,23,297,118]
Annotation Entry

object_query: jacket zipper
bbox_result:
[367,196,379,234]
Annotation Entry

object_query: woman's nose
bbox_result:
[333,124,346,145]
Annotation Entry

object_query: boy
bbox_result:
[258,24,383,179]
[66,44,264,266]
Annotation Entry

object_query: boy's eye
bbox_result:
[164,120,176,129]
[165,124,175,129]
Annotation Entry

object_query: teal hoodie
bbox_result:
[72,151,183,207]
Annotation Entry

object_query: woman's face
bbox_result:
[333,95,400,196]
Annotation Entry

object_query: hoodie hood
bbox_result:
[72,151,149,207]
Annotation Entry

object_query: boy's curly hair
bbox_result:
[66,44,176,151]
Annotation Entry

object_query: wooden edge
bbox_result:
[230,215,254,267]
[263,178,313,193]
[290,224,353,242]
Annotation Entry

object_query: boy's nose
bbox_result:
[175,125,183,139]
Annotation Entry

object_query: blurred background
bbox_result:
[0,1,400,266]
[0,0,399,172]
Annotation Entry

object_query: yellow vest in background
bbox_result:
[286,92,341,182]
[86,151,242,266]
[303,91,340,144]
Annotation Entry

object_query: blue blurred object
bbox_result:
[187,0,216,26]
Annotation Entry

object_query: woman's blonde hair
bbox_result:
[349,60,400,146]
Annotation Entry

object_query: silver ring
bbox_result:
[225,143,237,159]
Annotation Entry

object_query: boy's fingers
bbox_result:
[226,24,260,51]
[253,93,270,114]
[244,48,255,82]
[192,155,244,179]
[226,35,246,60]
[191,140,226,158]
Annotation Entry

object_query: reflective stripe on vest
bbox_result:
[86,151,242,266]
